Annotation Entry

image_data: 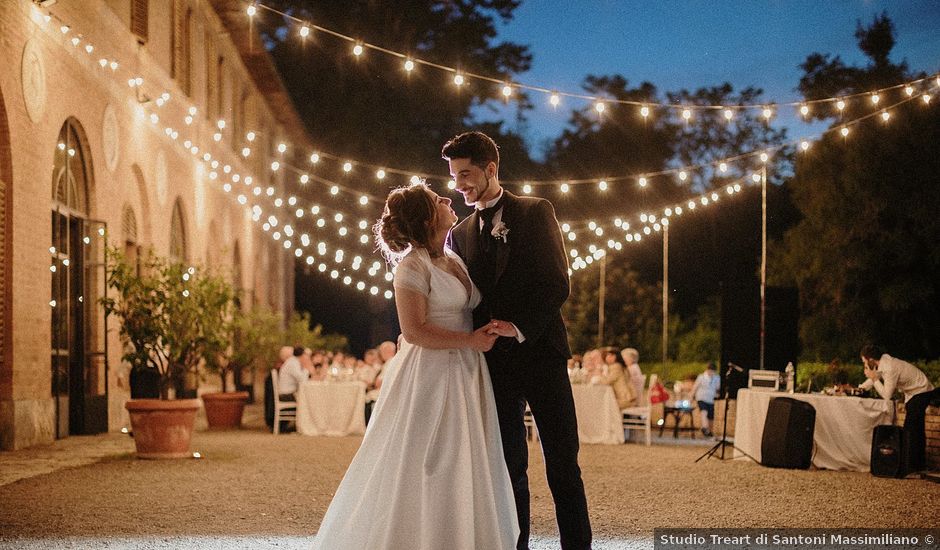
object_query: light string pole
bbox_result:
[759,165,768,371]
[597,252,606,348]
[662,222,669,382]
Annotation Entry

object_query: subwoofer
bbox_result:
[870,425,905,478]
[760,397,815,469]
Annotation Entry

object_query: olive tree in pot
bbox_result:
[103,248,232,457]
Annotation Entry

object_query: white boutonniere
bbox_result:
[491,221,510,243]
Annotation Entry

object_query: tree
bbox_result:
[772,14,940,360]
[259,0,535,175]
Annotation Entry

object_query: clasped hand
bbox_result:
[469,319,516,352]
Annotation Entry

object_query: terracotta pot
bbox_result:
[201,391,249,429]
[125,399,201,459]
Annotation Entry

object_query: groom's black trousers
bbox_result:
[487,344,592,550]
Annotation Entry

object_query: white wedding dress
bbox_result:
[311,247,519,550]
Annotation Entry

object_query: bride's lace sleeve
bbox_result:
[393,252,431,296]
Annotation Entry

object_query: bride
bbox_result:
[311,182,519,549]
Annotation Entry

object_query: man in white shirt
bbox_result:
[859,344,940,474]
[277,346,308,402]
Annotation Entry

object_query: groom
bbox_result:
[443,132,592,550]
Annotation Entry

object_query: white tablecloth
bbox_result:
[296,381,367,437]
[733,389,893,471]
[571,384,625,445]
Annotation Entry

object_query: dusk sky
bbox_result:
[479,1,940,157]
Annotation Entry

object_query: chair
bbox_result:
[270,369,297,435]
[622,374,651,446]
[523,403,538,442]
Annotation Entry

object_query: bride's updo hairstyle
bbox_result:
[374,181,437,265]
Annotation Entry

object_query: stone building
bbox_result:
[0,0,308,449]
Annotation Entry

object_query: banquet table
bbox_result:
[296,380,367,437]
[571,384,625,444]
[733,388,893,471]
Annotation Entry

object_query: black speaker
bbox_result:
[761,397,815,469]
[721,284,799,398]
[870,425,905,478]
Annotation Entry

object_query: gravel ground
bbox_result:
[0,407,937,549]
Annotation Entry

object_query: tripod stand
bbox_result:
[696,365,757,463]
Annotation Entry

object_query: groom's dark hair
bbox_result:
[441,131,499,171]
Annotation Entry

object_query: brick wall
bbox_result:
[0,0,288,449]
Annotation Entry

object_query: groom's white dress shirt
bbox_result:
[859,354,933,403]
[475,189,525,343]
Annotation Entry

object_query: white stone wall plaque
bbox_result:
[154,150,168,206]
[21,38,47,123]
[102,104,119,172]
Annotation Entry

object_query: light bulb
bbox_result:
[594,101,605,114]
[549,93,560,108]
[881,111,890,122]
[310,153,320,164]
[247,5,257,17]
[723,109,733,121]
[343,162,352,172]
[353,44,364,56]
[719,162,728,172]
[871,94,880,105]
[598,180,608,191]
[800,104,809,117]
[299,26,310,38]
[277,143,287,154]
[682,109,692,121]
[836,100,845,111]
[640,105,650,118]
[454,73,464,86]
[905,86,914,96]
[800,140,810,151]
[522,184,532,194]
[840,127,849,137]
[502,84,512,98]
[678,171,688,181]
[638,177,648,188]
[246,131,256,141]
[376,169,386,180]
[404,59,414,72]
[762,106,773,119]
[560,183,570,193]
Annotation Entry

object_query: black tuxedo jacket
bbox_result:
[449,191,571,361]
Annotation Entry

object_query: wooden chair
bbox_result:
[270,369,297,435]
[622,374,651,446]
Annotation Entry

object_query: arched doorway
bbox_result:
[50,118,108,437]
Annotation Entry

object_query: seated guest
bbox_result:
[620,347,645,403]
[690,362,721,437]
[277,346,308,402]
[581,349,603,379]
[299,348,315,377]
[592,347,638,409]
[859,344,940,476]
[365,340,399,424]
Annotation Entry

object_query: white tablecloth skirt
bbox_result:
[571,384,625,445]
[733,389,893,471]
[297,381,367,437]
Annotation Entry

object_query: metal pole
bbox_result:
[759,166,767,371]
[598,254,606,347]
[662,223,669,378]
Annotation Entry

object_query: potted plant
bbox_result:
[200,300,269,430]
[103,248,232,457]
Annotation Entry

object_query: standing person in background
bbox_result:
[592,347,637,409]
[859,344,940,476]
[691,363,721,437]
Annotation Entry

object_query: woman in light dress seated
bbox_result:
[591,347,638,410]
[311,183,518,550]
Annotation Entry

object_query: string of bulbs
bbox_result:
[247,1,939,120]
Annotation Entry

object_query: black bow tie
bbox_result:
[479,194,507,227]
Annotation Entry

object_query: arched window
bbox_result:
[51,118,106,438]
[169,198,187,262]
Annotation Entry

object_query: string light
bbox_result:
[549,92,560,108]
[352,43,364,57]
[404,59,415,72]
[299,25,310,38]
[247,5,257,17]
[453,73,464,86]
[640,105,650,118]
[598,180,608,191]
